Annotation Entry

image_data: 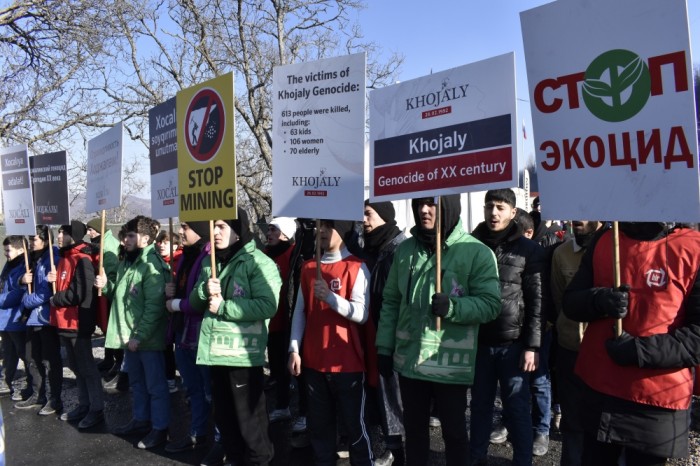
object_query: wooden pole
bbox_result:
[47,227,56,293]
[22,237,32,294]
[612,221,622,337]
[435,196,442,331]
[315,219,322,280]
[168,218,174,261]
[98,210,106,296]
[209,220,217,279]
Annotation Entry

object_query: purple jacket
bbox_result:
[168,242,211,350]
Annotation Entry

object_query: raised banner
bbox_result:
[521,0,699,222]
[177,73,236,222]
[86,123,124,213]
[369,53,518,202]
[30,151,69,225]
[272,52,366,220]
[0,144,37,235]
[149,98,178,219]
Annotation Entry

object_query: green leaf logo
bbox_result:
[582,50,651,122]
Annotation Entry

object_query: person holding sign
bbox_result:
[95,216,171,450]
[17,226,62,415]
[288,219,373,466]
[563,222,700,464]
[376,195,501,466]
[0,236,29,400]
[190,209,281,466]
[48,221,104,429]
[470,189,546,466]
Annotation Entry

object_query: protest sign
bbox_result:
[521,0,699,222]
[86,123,124,213]
[30,151,69,225]
[149,97,178,219]
[0,144,36,235]
[369,53,518,202]
[272,52,366,220]
[177,73,236,222]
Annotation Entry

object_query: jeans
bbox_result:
[530,329,552,435]
[174,344,211,436]
[211,365,273,465]
[398,375,468,466]
[556,346,585,466]
[26,326,63,402]
[2,331,29,391]
[470,341,533,466]
[124,349,170,430]
[305,369,373,466]
[61,335,104,412]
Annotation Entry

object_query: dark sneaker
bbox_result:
[38,400,63,416]
[489,424,508,444]
[200,442,226,466]
[533,433,549,456]
[165,434,207,453]
[15,394,46,410]
[78,410,105,429]
[96,358,114,372]
[137,428,168,449]
[61,405,90,422]
[113,418,151,436]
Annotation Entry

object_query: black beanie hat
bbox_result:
[222,207,253,245]
[364,199,396,226]
[60,220,87,241]
[322,219,355,244]
[184,221,210,239]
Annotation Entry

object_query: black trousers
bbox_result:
[266,331,290,409]
[399,375,469,466]
[210,365,273,465]
[26,326,62,402]
[1,330,29,390]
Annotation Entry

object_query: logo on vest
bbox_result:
[645,268,667,288]
[329,278,342,293]
[60,271,67,280]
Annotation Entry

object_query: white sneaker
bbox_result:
[291,416,307,433]
[269,407,291,423]
[167,379,178,394]
[429,416,441,427]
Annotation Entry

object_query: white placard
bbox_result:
[1,144,37,235]
[86,123,124,213]
[521,0,699,222]
[369,53,518,202]
[272,53,366,220]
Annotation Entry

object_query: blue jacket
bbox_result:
[21,247,59,327]
[0,259,27,331]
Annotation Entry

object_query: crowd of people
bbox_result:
[0,189,699,466]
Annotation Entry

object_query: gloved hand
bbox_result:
[593,284,630,319]
[605,330,639,366]
[378,354,394,378]
[431,293,450,317]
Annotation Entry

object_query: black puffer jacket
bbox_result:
[472,221,546,348]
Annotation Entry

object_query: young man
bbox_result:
[48,221,104,429]
[190,208,281,465]
[163,220,212,453]
[361,199,407,465]
[376,195,501,466]
[470,189,546,466]
[18,226,62,415]
[288,219,374,466]
[264,216,297,424]
[95,215,171,449]
[0,236,28,399]
[564,222,700,463]
[156,229,182,394]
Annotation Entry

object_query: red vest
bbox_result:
[50,244,92,331]
[301,256,366,373]
[576,228,700,410]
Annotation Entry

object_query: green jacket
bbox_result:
[104,243,170,350]
[375,220,501,385]
[191,240,281,367]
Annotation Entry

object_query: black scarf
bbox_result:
[619,222,666,241]
[0,255,24,294]
[411,194,461,249]
[124,248,140,264]
[265,240,291,259]
[574,232,596,248]
[215,239,249,268]
[362,223,400,260]
[478,221,520,250]
[29,247,47,271]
